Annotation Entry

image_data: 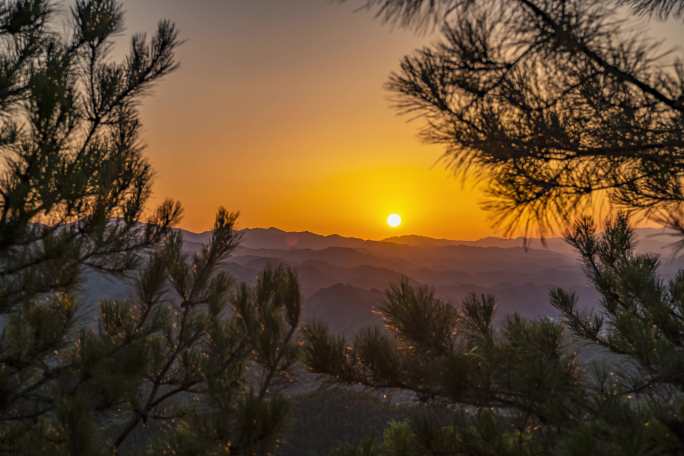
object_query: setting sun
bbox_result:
[387,213,402,228]
[6,0,684,452]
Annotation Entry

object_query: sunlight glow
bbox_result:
[387,213,402,228]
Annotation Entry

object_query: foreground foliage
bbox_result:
[305,215,684,455]
[364,0,684,236]
[0,1,300,453]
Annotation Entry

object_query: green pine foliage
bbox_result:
[304,215,684,454]
[0,2,301,454]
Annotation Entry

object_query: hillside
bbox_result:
[70,225,684,338]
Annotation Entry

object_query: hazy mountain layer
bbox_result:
[77,226,684,336]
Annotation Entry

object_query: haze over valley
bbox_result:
[83,225,684,337]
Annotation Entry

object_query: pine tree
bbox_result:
[305,215,684,454]
[304,1,684,454]
[364,0,684,237]
[0,1,301,453]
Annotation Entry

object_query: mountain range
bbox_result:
[160,225,684,335]
[65,225,684,337]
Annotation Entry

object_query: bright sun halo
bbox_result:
[387,213,402,228]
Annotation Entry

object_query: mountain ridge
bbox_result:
[86,224,682,337]
[180,225,679,256]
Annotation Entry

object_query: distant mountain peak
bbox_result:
[180,225,673,256]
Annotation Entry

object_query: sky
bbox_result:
[113,0,684,240]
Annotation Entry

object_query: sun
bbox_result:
[387,213,402,228]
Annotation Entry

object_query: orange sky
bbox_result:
[119,0,684,240]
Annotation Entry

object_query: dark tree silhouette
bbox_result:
[0,1,301,453]
[359,0,684,237]
[622,0,684,18]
